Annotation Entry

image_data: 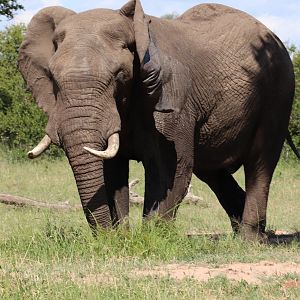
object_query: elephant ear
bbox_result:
[18,6,75,142]
[120,0,189,113]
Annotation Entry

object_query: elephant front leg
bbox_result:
[104,158,129,226]
[159,158,194,220]
[143,154,193,220]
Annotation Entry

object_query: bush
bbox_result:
[282,46,300,160]
[290,49,300,148]
[0,25,63,160]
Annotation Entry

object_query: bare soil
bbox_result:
[133,261,300,284]
[67,261,300,286]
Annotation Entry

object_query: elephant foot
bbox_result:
[239,223,268,243]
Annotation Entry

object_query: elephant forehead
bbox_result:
[56,8,133,38]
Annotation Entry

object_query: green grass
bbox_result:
[2,271,299,300]
[0,150,299,299]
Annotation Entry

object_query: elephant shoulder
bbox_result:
[177,3,271,47]
[178,3,237,22]
[178,3,262,32]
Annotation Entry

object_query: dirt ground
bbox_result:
[130,231,300,285]
[69,261,300,287]
[133,261,300,284]
[68,230,300,286]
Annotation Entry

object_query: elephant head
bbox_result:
[17,1,183,229]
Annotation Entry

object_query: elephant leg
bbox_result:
[143,154,193,220]
[194,169,246,232]
[241,154,279,242]
[158,160,193,220]
[241,124,285,242]
[241,162,273,242]
[104,158,129,226]
[143,157,164,218]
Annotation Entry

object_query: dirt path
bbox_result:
[133,261,300,284]
[64,261,300,286]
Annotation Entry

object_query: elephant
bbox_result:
[18,0,296,242]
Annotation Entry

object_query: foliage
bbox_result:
[0,0,23,19]
[289,46,300,153]
[161,12,179,20]
[281,45,300,160]
[0,25,63,159]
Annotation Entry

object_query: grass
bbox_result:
[0,149,299,299]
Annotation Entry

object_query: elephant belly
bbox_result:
[195,119,254,173]
[195,147,244,173]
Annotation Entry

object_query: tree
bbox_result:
[161,12,179,20]
[0,0,23,19]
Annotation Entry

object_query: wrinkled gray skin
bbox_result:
[18,1,295,241]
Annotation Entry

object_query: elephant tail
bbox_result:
[286,131,300,160]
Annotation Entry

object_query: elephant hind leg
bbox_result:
[241,162,271,242]
[194,169,246,232]
[241,107,289,241]
[241,135,284,242]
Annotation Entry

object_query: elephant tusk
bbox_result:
[27,135,52,159]
[84,133,120,159]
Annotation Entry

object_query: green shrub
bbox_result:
[0,25,63,160]
[290,49,300,148]
[282,46,300,160]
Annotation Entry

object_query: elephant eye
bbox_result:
[53,39,58,51]
[122,42,135,54]
[127,41,135,52]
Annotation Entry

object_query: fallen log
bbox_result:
[0,180,205,210]
[129,181,205,205]
[0,193,81,211]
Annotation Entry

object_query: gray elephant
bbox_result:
[18,0,296,242]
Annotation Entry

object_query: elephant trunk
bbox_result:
[65,133,112,229]
[72,153,111,229]
[57,75,121,229]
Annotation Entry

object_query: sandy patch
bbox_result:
[133,261,300,284]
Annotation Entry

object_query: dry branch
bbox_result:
[0,193,81,211]
[0,179,204,210]
[129,179,144,205]
[128,180,204,205]
[184,184,203,205]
